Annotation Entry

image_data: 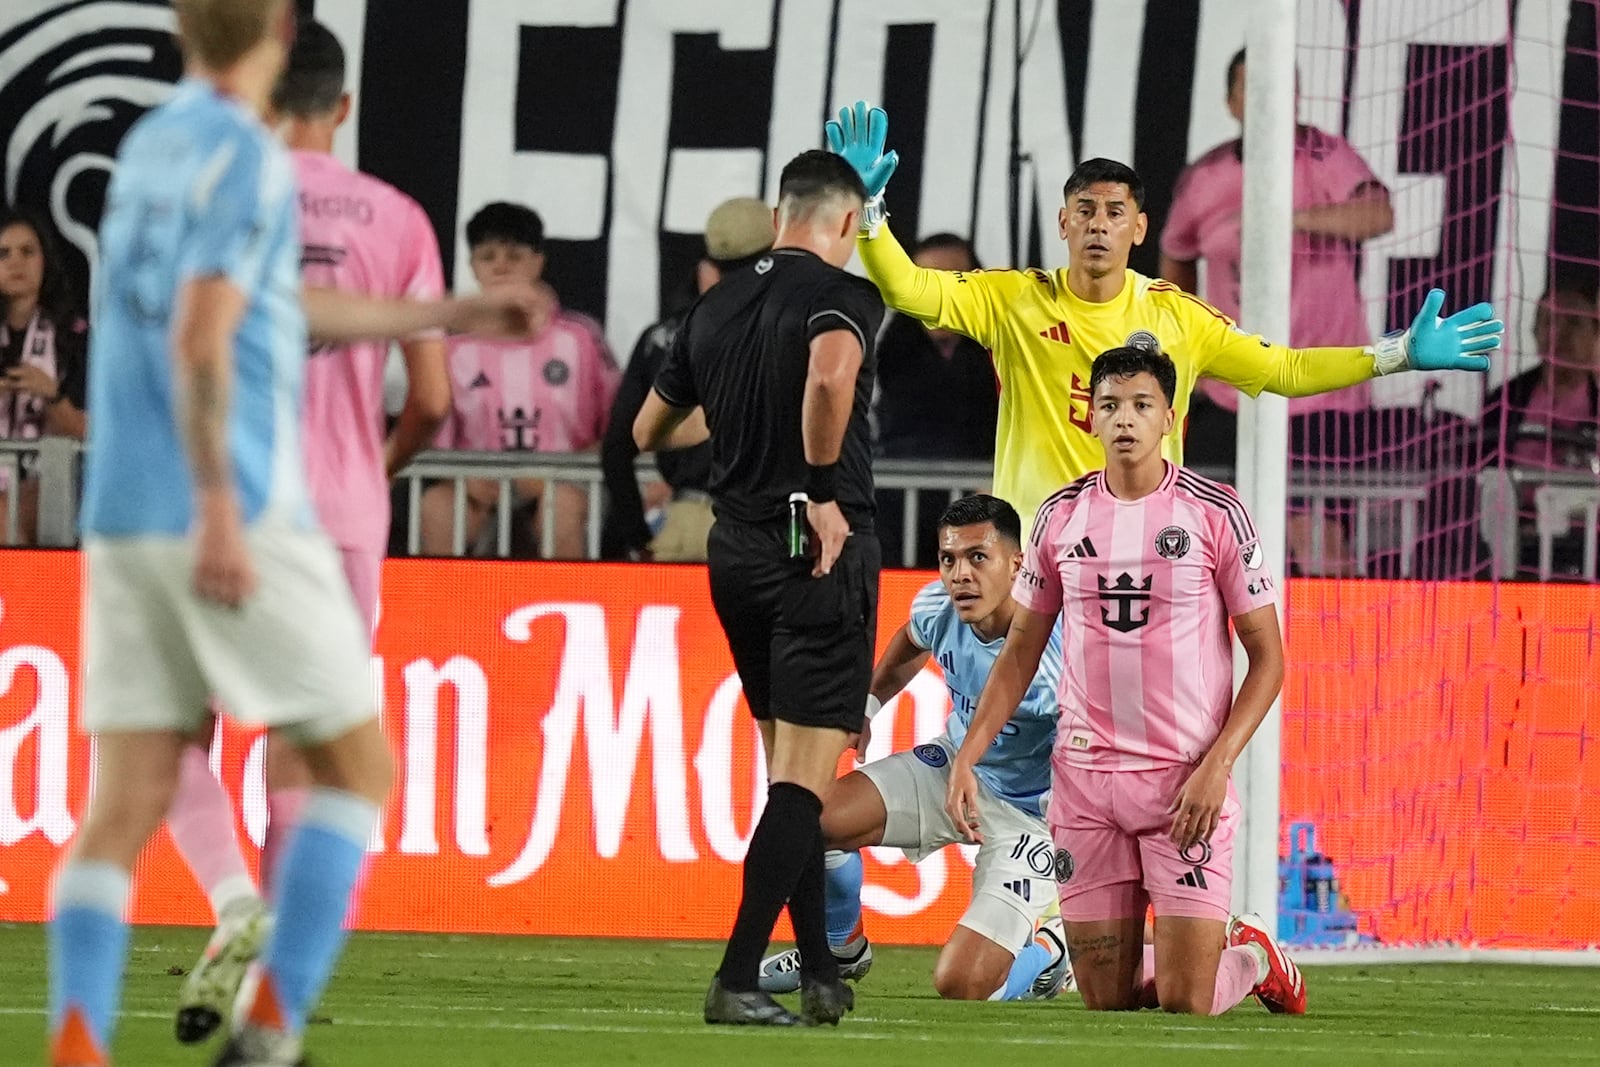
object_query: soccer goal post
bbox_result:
[1234,0,1600,963]
[1232,0,1294,939]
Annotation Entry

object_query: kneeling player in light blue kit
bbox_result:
[761,495,1072,1001]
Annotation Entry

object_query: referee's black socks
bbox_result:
[717,781,835,991]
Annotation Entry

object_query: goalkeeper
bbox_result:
[826,101,1504,535]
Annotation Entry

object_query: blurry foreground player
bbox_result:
[163,17,452,1045]
[827,101,1503,535]
[946,346,1305,1016]
[635,151,884,1027]
[48,3,533,1064]
[759,495,1072,1002]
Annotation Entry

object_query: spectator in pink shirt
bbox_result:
[419,202,620,558]
[1161,48,1394,574]
[1479,275,1600,577]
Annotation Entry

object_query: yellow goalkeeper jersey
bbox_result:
[858,226,1376,533]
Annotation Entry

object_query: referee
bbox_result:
[634,150,884,1027]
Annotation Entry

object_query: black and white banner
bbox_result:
[1,0,1594,408]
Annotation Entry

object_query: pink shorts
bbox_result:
[338,547,382,639]
[1048,762,1239,923]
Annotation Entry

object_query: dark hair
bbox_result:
[272,18,345,117]
[1542,269,1600,308]
[778,150,869,214]
[937,494,1022,548]
[1089,345,1178,407]
[466,202,545,253]
[1227,47,1247,95]
[0,207,77,331]
[913,232,981,270]
[1062,158,1145,213]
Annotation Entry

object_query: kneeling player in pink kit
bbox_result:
[945,344,1306,1016]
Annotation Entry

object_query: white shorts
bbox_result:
[82,524,374,741]
[859,735,1059,951]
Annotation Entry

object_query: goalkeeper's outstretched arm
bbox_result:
[1202,287,1504,399]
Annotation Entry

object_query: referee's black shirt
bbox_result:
[653,247,885,529]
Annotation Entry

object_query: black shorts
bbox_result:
[707,522,880,732]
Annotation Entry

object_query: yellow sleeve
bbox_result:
[1177,293,1377,397]
[856,223,1031,349]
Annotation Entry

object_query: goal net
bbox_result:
[1261,0,1600,954]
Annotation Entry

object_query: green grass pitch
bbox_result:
[3,924,1597,1065]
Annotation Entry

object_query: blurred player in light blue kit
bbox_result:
[45,3,533,1064]
[761,495,1072,1001]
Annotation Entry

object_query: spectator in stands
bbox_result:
[1161,47,1393,576]
[873,233,998,568]
[601,197,774,562]
[419,202,619,559]
[0,207,87,545]
[1479,275,1600,577]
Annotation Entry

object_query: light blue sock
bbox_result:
[824,850,864,949]
[48,860,131,1054]
[998,941,1053,1001]
[260,789,379,1034]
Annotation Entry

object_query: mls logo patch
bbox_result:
[1054,848,1075,884]
[1180,840,1214,865]
[914,744,948,769]
[1155,525,1190,560]
[754,256,774,274]
[1125,329,1160,353]
[1242,541,1264,570]
[542,358,571,386]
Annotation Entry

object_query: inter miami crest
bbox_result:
[1125,329,1160,352]
[1054,848,1075,884]
[1155,525,1190,560]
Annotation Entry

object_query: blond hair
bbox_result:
[173,0,286,70]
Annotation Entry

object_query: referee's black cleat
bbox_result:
[800,974,855,1026]
[703,976,801,1026]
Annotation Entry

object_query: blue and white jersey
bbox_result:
[82,79,312,537]
[908,580,1062,817]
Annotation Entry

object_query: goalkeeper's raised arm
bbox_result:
[825,102,1027,348]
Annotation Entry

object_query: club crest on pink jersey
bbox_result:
[1155,525,1191,560]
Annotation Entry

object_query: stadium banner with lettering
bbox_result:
[1,551,1597,949]
[2,0,1596,415]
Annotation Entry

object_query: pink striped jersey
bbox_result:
[293,149,445,553]
[1013,461,1278,772]
[436,308,619,453]
[1162,127,1381,415]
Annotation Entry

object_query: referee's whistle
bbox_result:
[787,492,811,559]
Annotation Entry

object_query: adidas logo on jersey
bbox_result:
[1039,321,1071,344]
[469,372,492,389]
[1177,866,1209,889]
[1001,880,1032,902]
[1065,536,1098,559]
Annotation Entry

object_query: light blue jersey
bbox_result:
[907,580,1061,817]
[82,79,312,537]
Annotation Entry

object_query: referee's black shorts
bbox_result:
[707,521,880,733]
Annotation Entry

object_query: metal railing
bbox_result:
[7,437,1600,580]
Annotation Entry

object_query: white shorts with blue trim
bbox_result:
[859,734,1059,950]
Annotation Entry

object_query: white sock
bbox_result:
[1243,942,1271,984]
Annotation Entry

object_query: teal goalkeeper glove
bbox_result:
[1370,288,1504,375]
[824,100,898,235]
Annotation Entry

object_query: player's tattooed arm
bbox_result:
[174,277,247,493]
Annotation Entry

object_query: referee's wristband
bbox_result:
[805,463,838,504]
[865,694,883,721]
